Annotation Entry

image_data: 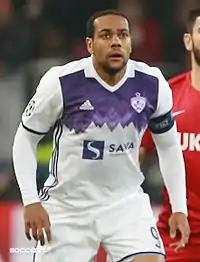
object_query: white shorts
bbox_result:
[34,190,165,262]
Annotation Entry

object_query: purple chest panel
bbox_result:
[59,70,159,133]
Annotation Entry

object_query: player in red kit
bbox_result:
[141,9,200,262]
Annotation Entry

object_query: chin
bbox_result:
[104,62,126,75]
[104,66,123,75]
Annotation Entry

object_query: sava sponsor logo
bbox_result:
[109,141,134,153]
[82,140,134,159]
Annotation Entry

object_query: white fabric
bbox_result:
[152,124,187,215]
[12,56,186,216]
[151,67,173,118]
[34,191,165,262]
[21,67,63,134]
[12,124,43,205]
[12,56,185,261]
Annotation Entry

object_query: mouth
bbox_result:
[108,52,124,61]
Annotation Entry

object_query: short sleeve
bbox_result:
[148,68,174,134]
[22,68,63,134]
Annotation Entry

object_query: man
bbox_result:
[12,9,189,262]
[141,8,200,262]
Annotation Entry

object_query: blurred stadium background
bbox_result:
[0,0,199,261]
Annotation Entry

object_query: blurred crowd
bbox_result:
[0,0,200,203]
[1,0,200,76]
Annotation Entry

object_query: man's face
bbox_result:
[86,14,132,75]
[191,17,200,66]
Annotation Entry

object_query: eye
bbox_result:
[119,32,129,39]
[101,33,111,39]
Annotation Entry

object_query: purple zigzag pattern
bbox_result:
[93,108,134,131]
[63,107,148,133]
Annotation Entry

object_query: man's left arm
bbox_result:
[148,68,190,251]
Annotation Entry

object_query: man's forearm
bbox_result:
[152,125,187,215]
[12,124,42,206]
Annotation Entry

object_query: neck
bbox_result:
[92,58,126,86]
[191,59,200,90]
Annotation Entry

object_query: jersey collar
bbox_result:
[84,56,135,92]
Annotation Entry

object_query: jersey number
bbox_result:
[150,226,161,248]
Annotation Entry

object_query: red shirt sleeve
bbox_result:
[141,129,155,153]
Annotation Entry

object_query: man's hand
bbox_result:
[24,203,52,246]
[168,212,190,252]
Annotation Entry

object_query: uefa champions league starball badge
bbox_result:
[25,99,35,116]
[131,92,146,113]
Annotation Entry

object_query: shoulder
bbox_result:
[49,57,90,78]
[129,60,168,96]
[130,59,164,80]
[130,60,169,96]
[36,57,90,93]
[168,71,189,89]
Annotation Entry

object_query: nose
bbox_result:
[110,34,122,47]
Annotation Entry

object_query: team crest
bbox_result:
[131,93,146,113]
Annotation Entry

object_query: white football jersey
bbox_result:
[21,56,172,211]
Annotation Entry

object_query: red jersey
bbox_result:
[142,71,200,245]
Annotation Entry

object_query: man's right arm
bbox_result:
[13,125,43,205]
[12,68,63,206]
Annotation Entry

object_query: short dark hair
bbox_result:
[86,9,131,38]
[186,8,200,33]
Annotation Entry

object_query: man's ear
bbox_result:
[183,33,193,52]
[86,37,93,55]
